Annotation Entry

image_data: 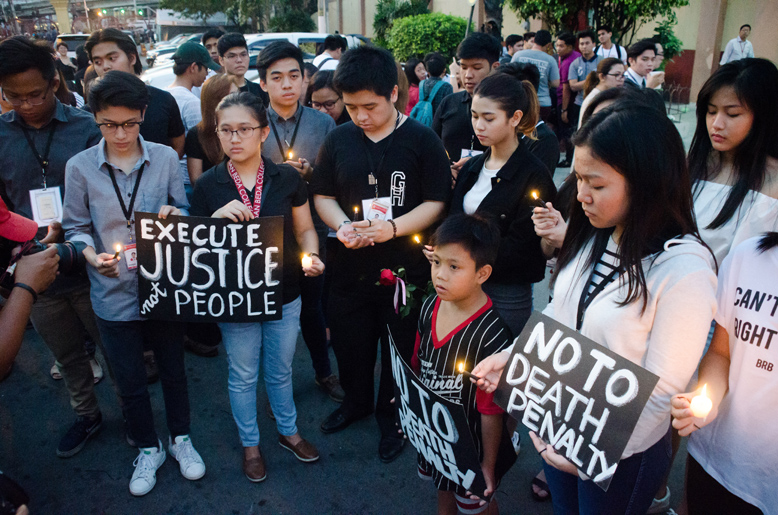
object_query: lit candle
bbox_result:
[287,149,294,160]
[301,254,313,269]
[352,206,359,222]
[530,190,547,208]
[413,235,421,244]
[113,243,122,260]
[457,362,481,382]
[690,384,713,420]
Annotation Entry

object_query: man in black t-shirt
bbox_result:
[217,33,269,106]
[310,46,450,463]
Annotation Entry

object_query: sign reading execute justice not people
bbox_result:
[494,312,659,491]
[135,212,284,322]
[387,330,489,500]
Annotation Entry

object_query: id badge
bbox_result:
[362,197,393,221]
[124,243,138,270]
[28,186,63,227]
[460,149,484,160]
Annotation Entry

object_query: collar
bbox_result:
[461,141,533,183]
[581,53,598,63]
[268,103,302,123]
[459,90,472,104]
[215,156,280,184]
[625,67,644,85]
[8,98,68,128]
[737,36,745,43]
[98,135,151,172]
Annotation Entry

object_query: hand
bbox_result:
[671,389,718,437]
[472,350,510,393]
[646,71,665,89]
[422,244,434,264]
[89,251,120,278]
[285,158,313,181]
[213,200,253,222]
[449,57,460,77]
[532,203,567,250]
[158,205,181,219]
[40,221,63,244]
[14,245,59,293]
[351,219,393,244]
[530,431,578,475]
[465,463,496,505]
[337,222,373,249]
[302,254,325,277]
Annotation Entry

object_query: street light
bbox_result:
[465,0,477,38]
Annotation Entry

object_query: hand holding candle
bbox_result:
[530,190,547,209]
[690,384,713,420]
[301,254,313,269]
[113,243,122,260]
[287,149,294,160]
[352,206,360,222]
[458,362,481,382]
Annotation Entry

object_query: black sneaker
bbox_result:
[57,413,102,458]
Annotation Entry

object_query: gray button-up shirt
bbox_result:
[63,137,189,321]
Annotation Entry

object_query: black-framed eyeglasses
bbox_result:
[96,121,144,133]
[311,99,340,110]
[216,126,262,139]
[606,73,625,79]
[2,84,51,107]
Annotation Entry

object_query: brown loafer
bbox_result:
[243,452,267,482]
[278,435,319,463]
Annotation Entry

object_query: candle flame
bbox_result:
[700,384,708,398]
[458,362,464,373]
[287,150,294,160]
[414,235,421,244]
[353,206,359,213]
[531,190,539,200]
[301,254,313,268]
[114,244,122,252]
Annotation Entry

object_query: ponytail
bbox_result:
[583,71,599,97]
[516,80,539,139]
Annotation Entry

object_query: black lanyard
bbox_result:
[361,110,401,198]
[576,244,623,331]
[106,162,145,240]
[268,107,303,160]
[21,121,58,189]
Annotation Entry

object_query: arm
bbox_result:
[549,79,560,89]
[170,134,185,159]
[165,151,189,215]
[548,60,560,90]
[720,41,733,65]
[292,201,324,277]
[350,201,445,244]
[561,83,572,123]
[187,157,204,184]
[479,413,502,497]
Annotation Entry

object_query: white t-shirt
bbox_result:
[694,180,778,265]
[313,52,338,71]
[166,86,202,186]
[687,236,778,515]
[462,163,499,214]
[596,44,627,64]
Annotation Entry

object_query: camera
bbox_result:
[0,237,87,290]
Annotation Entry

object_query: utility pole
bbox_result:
[8,0,19,34]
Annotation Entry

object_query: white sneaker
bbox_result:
[129,442,166,496]
[169,435,206,480]
[647,486,671,514]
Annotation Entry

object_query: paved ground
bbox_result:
[0,106,697,514]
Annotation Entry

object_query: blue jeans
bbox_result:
[544,427,672,515]
[218,297,302,447]
[483,282,533,339]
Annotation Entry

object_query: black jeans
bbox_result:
[327,286,417,437]
[687,455,763,515]
[95,317,190,448]
[558,102,581,162]
[299,271,332,378]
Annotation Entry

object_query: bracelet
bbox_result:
[337,221,351,230]
[310,252,320,258]
[388,219,397,240]
[13,282,38,303]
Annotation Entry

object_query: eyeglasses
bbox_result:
[96,121,143,133]
[2,85,51,106]
[606,73,625,79]
[223,51,248,61]
[311,99,340,110]
[216,126,262,139]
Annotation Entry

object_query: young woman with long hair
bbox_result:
[579,57,624,127]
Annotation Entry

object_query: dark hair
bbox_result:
[457,32,502,65]
[0,36,57,83]
[497,61,540,92]
[304,70,337,106]
[303,62,318,78]
[505,34,523,47]
[201,28,225,44]
[688,58,778,229]
[740,24,751,31]
[533,30,552,47]
[757,232,778,253]
[557,32,575,47]
[173,61,202,76]
[580,86,666,125]
[217,33,247,57]
[333,46,397,99]
[423,52,447,78]
[523,32,535,41]
[474,73,539,138]
[215,91,268,128]
[323,35,347,52]
[583,57,623,96]
[557,103,701,311]
[627,39,657,61]
[75,44,89,70]
[56,39,68,51]
[430,214,500,269]
[577,30,596,43]
[256,40,304,82]
[404,57,423,86]
[597,24,612,33]
[85,28,142,75]
[88,70,149,113]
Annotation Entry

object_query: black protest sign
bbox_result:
[387,330,488,500]
[135,212,284,322]
[494,312,659,491]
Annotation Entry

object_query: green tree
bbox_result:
[373,0,430,48]
[386,12,468,61]
[653,12,683,70]
[268,9,316,32]
[506,0,689,46]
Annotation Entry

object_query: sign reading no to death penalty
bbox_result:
[494,312,659,491]
[135,212,284,322]
[387,330,489,500]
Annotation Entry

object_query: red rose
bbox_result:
[379,269,397,286]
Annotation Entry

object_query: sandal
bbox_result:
[531,476,552,502]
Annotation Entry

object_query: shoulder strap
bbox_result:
[427,80,445,102]
[317,57,334,70]
[417,79,427,101]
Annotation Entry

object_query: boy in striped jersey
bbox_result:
[412,214,516,514]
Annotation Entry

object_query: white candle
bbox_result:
[690,384,713,419]
[113,243,122,259]
[301,255,313,269]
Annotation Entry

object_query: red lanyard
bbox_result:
[227,159,265,218]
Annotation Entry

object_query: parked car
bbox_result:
[146,33,203,67]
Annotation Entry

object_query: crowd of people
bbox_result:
[0,20,775,515]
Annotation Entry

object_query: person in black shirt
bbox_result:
[217,33,269,106]
[433,33,501,179]
[55,40,77,87]
[85,28,185,158]
[310,46,451,463]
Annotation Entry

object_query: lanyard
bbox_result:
[107,162,145,241]
[576,243,623,331]
[21,121,58,190]
[361,110,400,198]
[227,159,265,218]
[268,107,303,161]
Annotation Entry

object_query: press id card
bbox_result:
[461,149,484,159]
[362,197,393,221]
[124,243,138,270]
[29,187,63,227]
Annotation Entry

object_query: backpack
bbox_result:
[409,79,445,127]
[594,44,626,62]
[317,57,334,70]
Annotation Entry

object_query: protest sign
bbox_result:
[494,312,659,491]
[387,330,488,500]
[135,212,284,322]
